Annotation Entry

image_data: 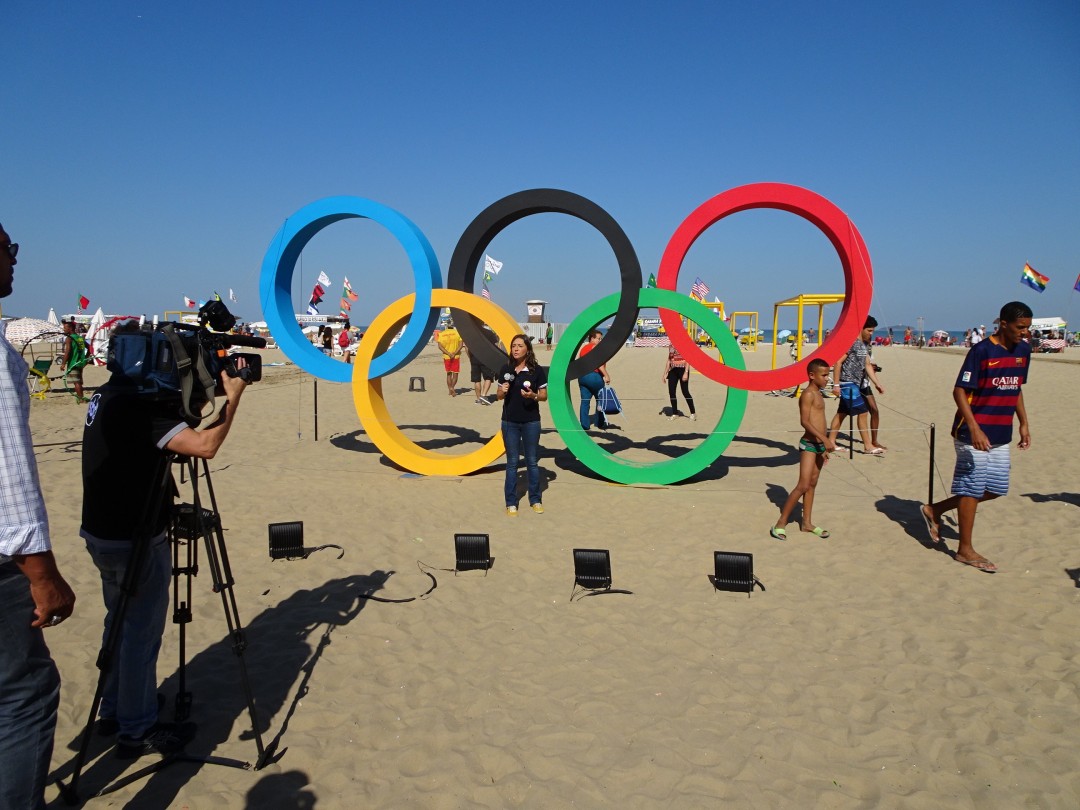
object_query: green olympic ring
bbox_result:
[548,288,748,485]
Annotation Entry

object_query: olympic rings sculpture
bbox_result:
[259,183,873,484]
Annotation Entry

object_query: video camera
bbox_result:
[107,300,266,421]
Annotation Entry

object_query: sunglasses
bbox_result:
[3,243,17,260]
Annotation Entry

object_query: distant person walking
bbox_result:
[576,329,611,430]
[437,320,463,396]
[827,316,886,454]
[921,301,1033,573]
[663,344,696,420]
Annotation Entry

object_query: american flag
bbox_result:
[481,282,491,300]
[690,277,710,299]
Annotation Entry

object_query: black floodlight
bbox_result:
[268,521,344,561]
[269,521,305,560]
[571,548,612,600]
[454,533,491,574]
[712,551,755,596]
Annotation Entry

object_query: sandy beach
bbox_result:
[29,339,1080,808]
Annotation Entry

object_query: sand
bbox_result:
[27,339,1080,808]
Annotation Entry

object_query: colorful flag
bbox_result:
[647,273,657,288]
[342,276,359,301]
[184,296,196,308]
[340,297,352,311]
[1074,273,1080,293]
[483,269,493,284]
[307,303,319,315]
[312,283,325,299]
[1020,263,1049,293]
[317,271,331,288]
[213,291,223,302]
[481,282,491,300]
[484,255,502,276]
[78,293,90,312]
[229,288,238,303]
[690,277,710,299]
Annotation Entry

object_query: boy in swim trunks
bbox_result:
[771,358,836,540]
[920,301,1032,573]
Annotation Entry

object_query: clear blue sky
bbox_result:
[5,0,1079,332]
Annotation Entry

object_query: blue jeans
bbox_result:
[85,535,172,738]
[0,562,61,810]
[502,419,542,506]
[578,371,604,430]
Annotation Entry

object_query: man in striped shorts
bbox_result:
[921,301,1033,572]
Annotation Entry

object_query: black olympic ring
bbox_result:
[445,188,643,380]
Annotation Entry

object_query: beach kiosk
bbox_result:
[771,293,845,370]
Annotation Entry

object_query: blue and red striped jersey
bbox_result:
[951,336,1030,445]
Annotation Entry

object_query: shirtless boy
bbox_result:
[771,358,836,540]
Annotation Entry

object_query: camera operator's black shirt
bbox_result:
[80,381,193,542]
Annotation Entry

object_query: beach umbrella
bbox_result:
[302,325,321,334]
[47,308,60,326]
[86,308,110,365]
[931,330,949,339]
[4,318,61,346]
[777,329,792,341]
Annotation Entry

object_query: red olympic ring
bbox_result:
[656,182,873,391]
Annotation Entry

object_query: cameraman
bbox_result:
[80,327,250,759]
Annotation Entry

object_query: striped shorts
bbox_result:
[950,440,1011,498]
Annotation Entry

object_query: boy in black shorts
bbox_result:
[771,358,836,540]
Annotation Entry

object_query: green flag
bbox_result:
[647,273,657,288]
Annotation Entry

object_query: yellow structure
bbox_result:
[771,293,846,370]
[163,310,200,324]
[686,300,725,346]
[729,311,759,351]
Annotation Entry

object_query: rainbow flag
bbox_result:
[1020,263,1049,293]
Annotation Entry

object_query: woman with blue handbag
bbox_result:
[576,329,611,430]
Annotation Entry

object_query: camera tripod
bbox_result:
[59,453,270,803]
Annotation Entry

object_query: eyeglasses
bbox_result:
[3,243,17,260]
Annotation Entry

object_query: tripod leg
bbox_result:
[191,458,270,767]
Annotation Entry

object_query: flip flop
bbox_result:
[956,556,997,573]
[865,448,886,456]
[769,526,787,541]
[919,504,940,543]
[805,526,830,538]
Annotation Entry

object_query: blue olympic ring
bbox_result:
[259,196,441,383]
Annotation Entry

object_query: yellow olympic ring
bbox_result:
[351,289,523,476]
